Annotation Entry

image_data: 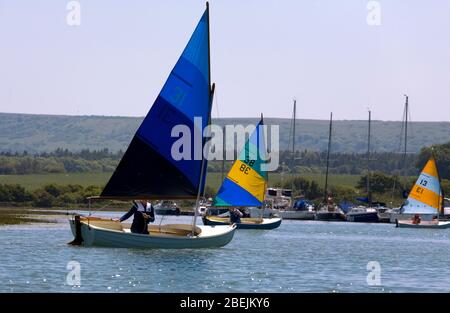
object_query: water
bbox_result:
[1,213,450,292]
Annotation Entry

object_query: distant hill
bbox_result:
[1,113,450,153]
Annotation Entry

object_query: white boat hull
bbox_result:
[396,220,450,229]
[69,217,236,249]
[278,210,315,220]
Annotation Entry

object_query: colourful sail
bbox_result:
[213,119,268,207]
[401,156,443,214]
[101,7,211,199]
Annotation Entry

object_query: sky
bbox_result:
[1,0,449,121]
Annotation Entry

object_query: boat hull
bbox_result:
[315,212,346,222]
[202,216,282,230]
[396,220,450,229]
[346,211,379,223]
[270,209,315,220]
[377,212,391,223]
[69,218,236,249]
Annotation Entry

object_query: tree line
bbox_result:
[0,183,102,207]
[1,141,449,179]
[2,173,448,208]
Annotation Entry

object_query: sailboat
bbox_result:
[315,113,346,221]
[68,3,237,248]
[346,110,379,223]
[202,117,282,229]
[267,100,315,220]
[396,155,450,229]
[388,94,416,223]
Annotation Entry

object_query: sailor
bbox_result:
[229,207,243,224]
[411,214,421,225]
[117,200,155,234]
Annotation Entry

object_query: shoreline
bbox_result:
[0,206,195,226]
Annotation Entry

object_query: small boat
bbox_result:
[265,188,315,220]
[265,102,315,220]
[154,200,181,216]
[69,3,236,248]
[346,206,379,223]
[376,208,392,223]
[266,189,315,219]
[395,155,447,230]
[266,187,292,210]
[390,94,419,223]
[396,219,450,229]
[70,216,236,248]
[203,117,282,230]
[315,113,345,222]
[346,110,379,223]
[315,204,346,222]
[278,199,316,220]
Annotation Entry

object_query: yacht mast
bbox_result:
[290,100,296,201]
[324,112,333,203]
[367,110,372,206]
[402,94,409,192]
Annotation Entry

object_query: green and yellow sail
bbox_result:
[213,118,268,207]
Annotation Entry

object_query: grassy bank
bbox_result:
[0,173,112,190]
[0,172,360,191]
[0,207,68,225]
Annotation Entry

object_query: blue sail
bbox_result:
[101,8,211,199]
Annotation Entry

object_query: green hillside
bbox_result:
[1,113,450,153]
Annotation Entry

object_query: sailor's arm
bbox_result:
[119,202,137,222]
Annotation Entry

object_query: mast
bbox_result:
[367,110,371,206]
[260,113,265,214]
[402,94,408,191]
[290,100,296,201]
[323,112,333,203]
[221,125,226,183]
[192,2,212,233]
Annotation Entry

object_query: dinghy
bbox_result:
[396,155,447,229]
[70,216,236,248]
[69,3,236,248]
[396,219,450,229]
[202,117,282,230]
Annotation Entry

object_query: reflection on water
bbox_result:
[1,214,450,292]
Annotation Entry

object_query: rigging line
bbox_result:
[407,104,413,153]
[159,211,165,230]
[214,88,220,119]
[397,102,407,154]
[281,106,294,187]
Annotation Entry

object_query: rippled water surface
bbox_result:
[1,212,450,292]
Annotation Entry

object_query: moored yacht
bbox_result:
[346,206,379,223]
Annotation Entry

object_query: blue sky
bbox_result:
[1,0,449,121]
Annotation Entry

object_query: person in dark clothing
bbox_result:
[118,200,155,234]
[229,207,243,224]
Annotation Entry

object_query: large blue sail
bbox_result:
[101,7,211,199]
